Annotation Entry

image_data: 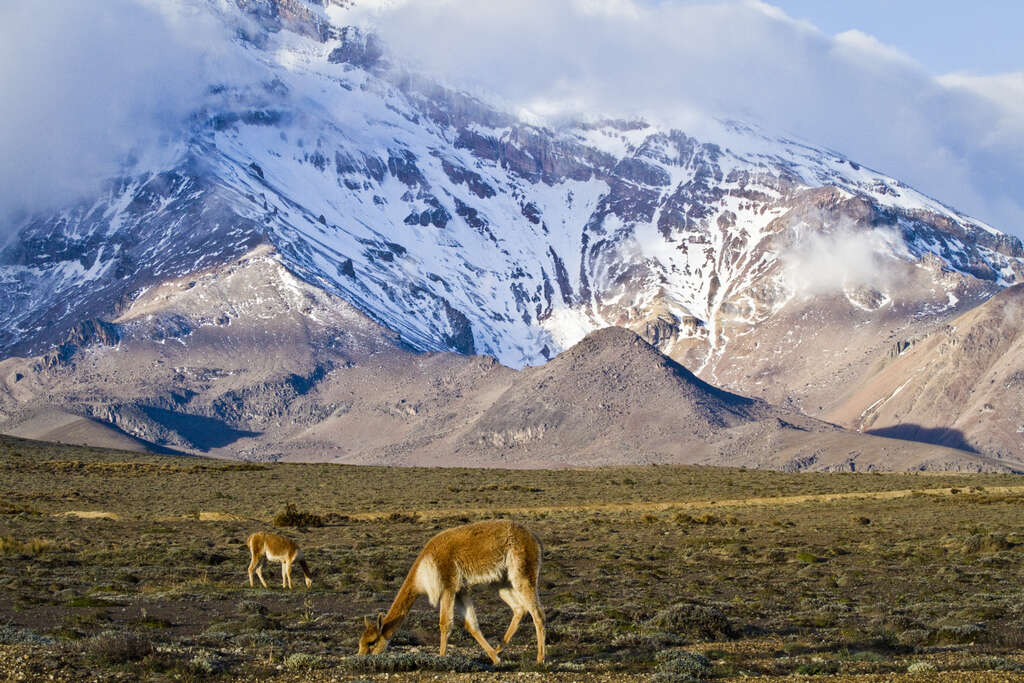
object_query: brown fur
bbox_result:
[246,532,312,589]
[358,519,546,664]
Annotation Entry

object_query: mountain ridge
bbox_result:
[828,283,1024,458]
[0,246,1015,472]
[1,0,1022,467]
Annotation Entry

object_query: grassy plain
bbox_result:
[2,434,1024,680]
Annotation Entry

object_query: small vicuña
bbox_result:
[358,519,546,664]
[246,531,312,589]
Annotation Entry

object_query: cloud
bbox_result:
[782,217,904,296]
[0,0,245,242]
[937,71,1024,143]
[343,0,1024,237]
[2,0,1020,246]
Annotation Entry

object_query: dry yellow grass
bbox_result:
[198,511,249,522]
[347,484,1024,521]
[5,435,1024,680]
[0,536,58,555]
[57,510,121,520]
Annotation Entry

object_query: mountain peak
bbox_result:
[2,0,1023,468]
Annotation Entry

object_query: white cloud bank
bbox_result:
[0,0,248,240]
[345,0,1024,237]
[0,0,1021,243]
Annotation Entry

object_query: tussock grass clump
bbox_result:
[213,462,268,472]
[284,652,326,670]
[237,599,268,616]
[962,655,1024,672]
[272,503,323,528]
[796,551,824,564]
[646,602,737,641]
[86,631,153,664]
[387,512,421,523]
[961,533,1012,554]
[653,649,711,682]
[673,511,740,526]
[0,501,40,515]
[611,631,687,649]
[995,623,1024,648]
[337,651,490,673]
[189,650,228,674]
[0,625,57,646]
[932,622,986,645]
[0,536,57,556]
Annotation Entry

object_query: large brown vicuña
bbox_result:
[358,519,545,664]
[246,532,312,589]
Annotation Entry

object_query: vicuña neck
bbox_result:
[381,563,420,638]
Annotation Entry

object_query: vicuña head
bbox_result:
[358,519,545,665]
[246,531,312,589]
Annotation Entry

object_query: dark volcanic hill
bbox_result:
[460,327,796,458]
[3,276,1009,471]
[448,327,1011,471]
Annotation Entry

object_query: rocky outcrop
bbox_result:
[234,0,337,42]
[328,26,385,69]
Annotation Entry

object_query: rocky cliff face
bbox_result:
[1,0,1022,464]
[827,284,1024,459]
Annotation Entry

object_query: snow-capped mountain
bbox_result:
[1,0,1022,464]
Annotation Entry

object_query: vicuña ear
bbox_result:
[376,613,384,631]
[364,616,373,629]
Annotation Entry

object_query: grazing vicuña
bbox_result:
[246,531,312,589]
[358,519,545,664]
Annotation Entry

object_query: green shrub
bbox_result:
[796,551,823,564]
[962,655,1024,672]
[273,503,323,528]
[0,536,56,555]
[337,651,490,673]
[86,631,153,664]
[645,602,736,641]
[896,627,933,647]
[654,649,711,682]
[795,658,840,675]
[933,623,985,644]
[236,599,268,616]
[189,650,228,674]
[284,652,326,669]
[0,625,57,646]
[961,533,1012,554]
[611,631,687,649]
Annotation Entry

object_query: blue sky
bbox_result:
[756,0,1023,75]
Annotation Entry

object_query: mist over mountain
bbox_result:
[0,0,1022,470]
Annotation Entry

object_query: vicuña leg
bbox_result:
[438,590,455,656]
[282,561,291,589]
[254,557,269,588]
[528,599,546,663]
[456,590,500,665]
[497,585,526,653]
[247,553,260,587]
[513,575,545,663]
